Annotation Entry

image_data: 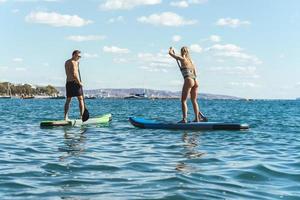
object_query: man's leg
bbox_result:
[77,95,84,118]
[64,97,72,120]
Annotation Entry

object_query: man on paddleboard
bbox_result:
[64,50,84,121]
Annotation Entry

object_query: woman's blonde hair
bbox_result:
[181,46,193,64]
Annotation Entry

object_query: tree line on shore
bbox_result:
[0,82,59,96]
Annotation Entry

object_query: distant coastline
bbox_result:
[0,82,59,98]
[0,82,244,100]
[2,82,297,100]
[55,87,245,100]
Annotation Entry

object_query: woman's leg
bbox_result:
[180,78,193,123]
[190,79,200,122]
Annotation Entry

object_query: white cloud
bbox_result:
[100,0,161,10]
[103,46,130,54]
[0,0,7,3]
[208,44,242,52]
[140,66,168,73]
[230,82,259,88]
[113,58,128,63]
[216,18,250,28]
[13,58,23,62]
[83,53,99,58]
[217,51,262,65]
[138,52,174,72]
[12,9,20,13]
[210,35,221,42]
[15,0,62,2]
[170,0,207,8]
[107,16,124,23]
[137,12,197,26]
[66,35,106,42]
[188,0,208,4]
[15,67,26,71]
[169,80,183,86]
[207,44,262,65]
[279,53,285,59]
[190,44,203,53]
[0,66,8,71]
[25,11,92,27]
[172,35,181,42]
[170,1,189,8]
[209,66,259,78]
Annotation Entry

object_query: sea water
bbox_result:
[0,99,300,199]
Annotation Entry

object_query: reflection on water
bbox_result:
[1,99,299,199]
[176,132,205,172]
[59,127,88,161]
[57,128,89,199]
[182,132,205,158]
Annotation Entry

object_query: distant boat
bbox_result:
[22,96,34,99]
[21,94,34,99]
[84,95,96,99]
[0,96,11,99]
[0,83,12,99]
[124,93,148,99]
[49,96,65,99]
[34,95,51,99]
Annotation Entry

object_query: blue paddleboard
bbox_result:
[129,117,249,131]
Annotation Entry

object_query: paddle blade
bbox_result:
[201,116,208,122]
[82,108,89,122]
[199,111,208,122]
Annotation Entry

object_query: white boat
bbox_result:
[124,88,149,99]
[124,93,148,99]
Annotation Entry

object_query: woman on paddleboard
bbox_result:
[169,46,207,123]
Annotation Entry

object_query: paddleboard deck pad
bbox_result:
[129,117,249,131]
[40,114,112,127]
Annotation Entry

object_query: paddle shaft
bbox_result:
[78,63,86,104]
[78,62,89,122]
[172,49,182,69]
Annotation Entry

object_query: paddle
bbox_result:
[78,63,89,122]
[172,49,208,122]
[172,49,182,70]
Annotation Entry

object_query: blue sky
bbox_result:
[0,0,299,99]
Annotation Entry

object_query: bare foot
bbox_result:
[193,112,208,122]
[178,118,188,123]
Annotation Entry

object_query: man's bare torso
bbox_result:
[65,59,79,82]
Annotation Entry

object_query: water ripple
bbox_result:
[0,99,300,199]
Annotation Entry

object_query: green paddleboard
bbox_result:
[40,113,112,127]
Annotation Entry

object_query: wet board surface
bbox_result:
[129,117,249,131]
[40,114,112,127]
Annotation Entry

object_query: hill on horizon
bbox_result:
[56,87,244,100]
